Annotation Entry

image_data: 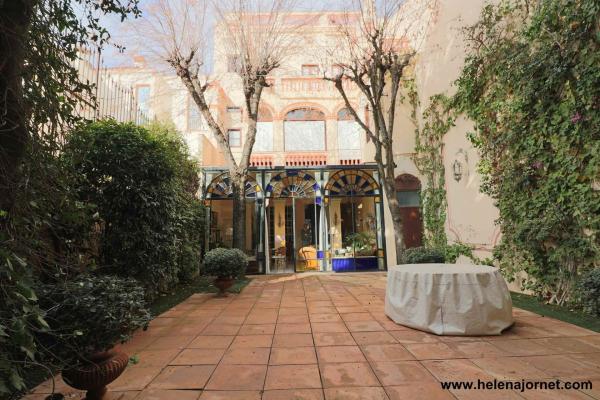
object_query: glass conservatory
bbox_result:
[202,167,386,274]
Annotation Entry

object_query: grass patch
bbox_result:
[149,276,251,317]
[511,291,600,332]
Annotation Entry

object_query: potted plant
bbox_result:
[203,247,248,296]
[344,232,377,256]
[38,275,150,400]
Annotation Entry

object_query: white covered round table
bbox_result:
[385,264,514,336]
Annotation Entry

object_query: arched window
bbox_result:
[255,108,274,152]
[284,108,326,151]
[206,173,262,199]
[337,108,361,153]
[266,170,320,198]
[325,169,379,196]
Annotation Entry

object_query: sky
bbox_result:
[94,0,383,69]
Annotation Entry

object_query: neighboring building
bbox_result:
[109,0,498,275]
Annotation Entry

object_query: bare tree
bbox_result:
[137,0,298,251]
[324,0,435,261]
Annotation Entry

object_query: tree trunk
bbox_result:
[381,170,405,264]
[0,0,35,215]
[229,170,246,251]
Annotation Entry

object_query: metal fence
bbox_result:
[74,46,149,125]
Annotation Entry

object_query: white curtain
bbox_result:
[337,120,361,150]
[284,121,325,151]
[254,122,273,152]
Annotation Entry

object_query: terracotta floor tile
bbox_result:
[385,383,455,400]
[521,355,600,379]
[279,307,309,316]
[201,324,241,335]
[422,359,493,381]
[135,389,201,400]
[148,365,215,389]
[169,348,225,365]
[336,307,367,314]
[519,387,594,399]
[488,338,556,356]
[340,313,375,322]
[470,357,549,380]
[134,349,180,367]
[270,346,318,365]
[264,364,322,389]
[273,333,314,347]
[316,346,366,363]
[109,367,163,391]
[311,322,349,333]
[199,390,262,400]
[370,361,437,385]
[360,344,415,362]
[346,321,385,332]
[352,331,397,345]
[230,334,273,348]
[309,307,338,315]
[148,335,195,350]
[531,337,600,354]
[310,314,343,323]
[213,315,246,325]
[187,335,234,349]
[320,362,379,388]
[238,324,276,335]
[404,342,466,360]
[313,332,357,347]
[389,330,440,344]
[276,323,312,334]
[205,364,267,390]
[278,314,311,324]
[445,341,506,358]
[324,386,388,400]
[262,389,324,400]
[221,347,271,364]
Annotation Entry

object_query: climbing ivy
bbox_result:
[407,81,455,249]
[455,0,600,304]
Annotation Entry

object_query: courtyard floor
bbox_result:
[28,273,600,400]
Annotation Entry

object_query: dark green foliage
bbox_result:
[62,120,205,299]
[455,0,600,304]
[203,248,248,278]
[578,269,600,317]
[37,275,150,363]
[444,243,475,264]
[399,247,445,264]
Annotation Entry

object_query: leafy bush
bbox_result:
[578,269,600,317]
[62,120,204,298]
[399,247,445,264]
[444,243,475,263]
[455,0,600,304]
[203,248,248,278]
[37,275,150,362]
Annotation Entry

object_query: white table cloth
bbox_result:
[385,264,514,335]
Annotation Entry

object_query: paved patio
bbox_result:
[28,273,600,399]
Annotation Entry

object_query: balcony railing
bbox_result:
[267,77,357,98]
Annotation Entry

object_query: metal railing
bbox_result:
[73,46,149,125]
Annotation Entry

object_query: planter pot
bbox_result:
[214,277,234,297]
[62,350,129,400]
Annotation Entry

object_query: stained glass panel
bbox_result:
[325,170,379,196]
[206,173,261,199]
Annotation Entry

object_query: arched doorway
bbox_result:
[265,170,322,273]
[325,169,383,272]
[205,172,262,272]
[395,174,424,248]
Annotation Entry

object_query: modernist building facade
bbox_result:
[110,0,500,275]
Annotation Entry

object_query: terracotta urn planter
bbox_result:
[62,349,129,400]
[213,277,235,297]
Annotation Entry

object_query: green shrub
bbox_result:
[203,248,248,278]
[399,247,445,264]
[37,275,150,362]
[578,269,600,317]
[444,243,475,263]
[62,120,204,299]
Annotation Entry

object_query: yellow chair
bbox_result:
[298,246,319,271]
